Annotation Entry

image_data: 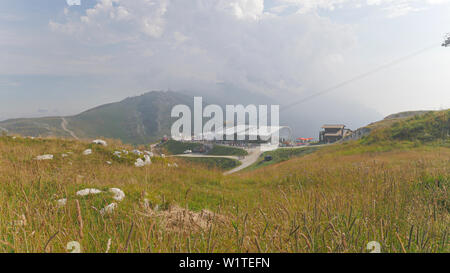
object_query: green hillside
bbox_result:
[160,140,204,154]
[362,109,449,145]
[0,91,193,144]
[68,91,193,144]
[180,157,241,171]
[246,147,319,171]
[207,145,248,156]
[0,117,70,138]
[161,140,248,156]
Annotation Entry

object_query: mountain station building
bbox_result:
[319,124,352,143]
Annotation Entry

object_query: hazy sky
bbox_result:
[0,0,449,120]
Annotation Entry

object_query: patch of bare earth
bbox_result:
[142,205,228,233]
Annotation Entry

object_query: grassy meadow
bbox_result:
[0,110,448,253]
[161,140,249,156]
[245,147,319,171]
[180,157,241,171]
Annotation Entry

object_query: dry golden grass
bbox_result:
[0,135,448,253]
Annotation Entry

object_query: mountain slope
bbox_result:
[0,117,71,138]
[66,91,193,144]
[345,109,449,143]
[0,91,193,144]
[362,109,449,144]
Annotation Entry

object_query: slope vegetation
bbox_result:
[0,110,448,253]
[362,109,449,144]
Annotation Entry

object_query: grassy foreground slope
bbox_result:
[0,110,448,253]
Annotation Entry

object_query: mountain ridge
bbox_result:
[0,89,413,145]
[0,91,193,144]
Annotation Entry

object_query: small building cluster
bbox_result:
[175,125,293,147]
[319,125,352,143]
[167,123,356,147]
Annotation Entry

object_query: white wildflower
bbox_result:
[135,158,145,167]
[57,198,67,207]
[36,154,53,161]
[76,188,102,196]
[144,155,152,165]
[92,139,107,146]
[100,203,117,215]
[109,188,125,202]
[135,156,151,167]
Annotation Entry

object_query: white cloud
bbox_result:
[10,0,450,98]
[66,0,81,6]
[275,0,450,17]
[42,0,443,99]
[1,0,448,124]
[51,0,169,43]
[225,0,265,20]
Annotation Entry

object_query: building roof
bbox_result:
[322,124,345,129]
[200,125,291,140]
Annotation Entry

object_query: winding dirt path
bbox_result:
[224,147,264,175]
[173,144,328,175]
[172,147,263,175]
[61,117,79,140]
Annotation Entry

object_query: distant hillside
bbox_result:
[0,89,280,144]
[0,91,193,144]
[67,91,194,144]
[0,117,71,138]
[384,110,431,120]
[1,89,441,146]
[345,109,449,143]
[358,109,449,144]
